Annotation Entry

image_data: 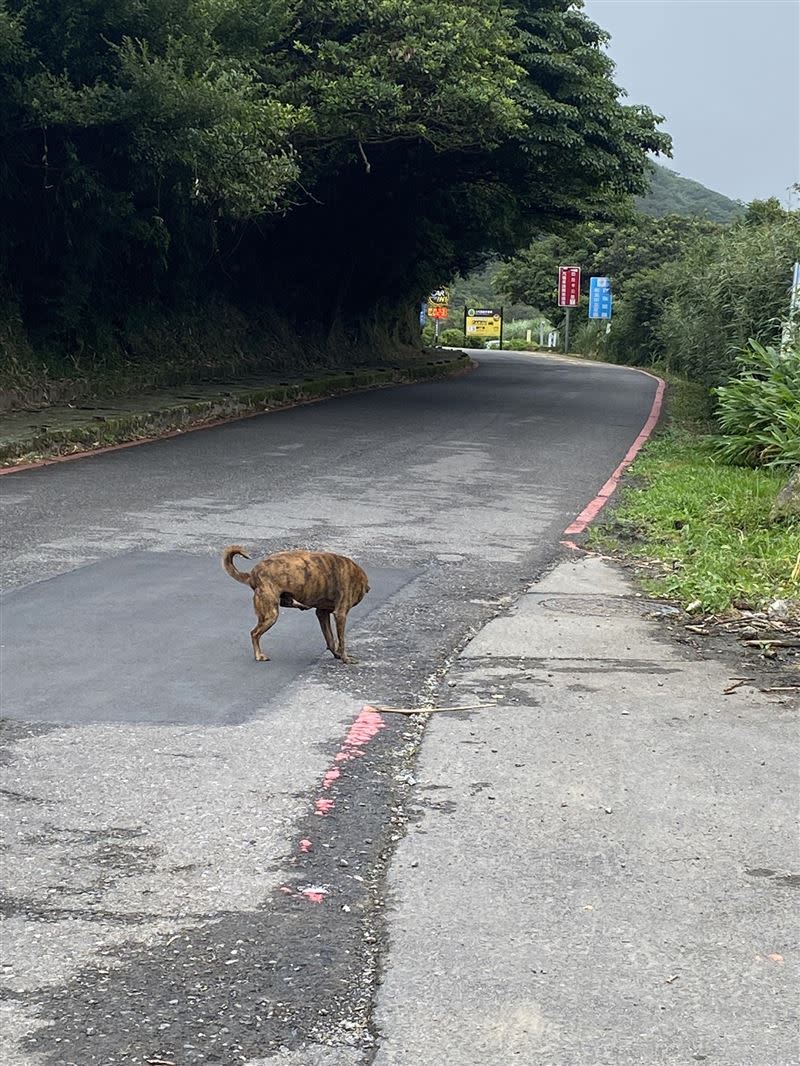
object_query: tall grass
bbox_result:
[589,376,799,612]
[713,341,800,468]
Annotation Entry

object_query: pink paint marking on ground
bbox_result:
[292,705,386,902]
[344,706,385,748]
[563,371,665,538]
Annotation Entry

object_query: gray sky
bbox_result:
[583,0,800,204]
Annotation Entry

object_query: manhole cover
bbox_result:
[538,595,641,617]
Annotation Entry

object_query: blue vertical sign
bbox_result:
[420,302,427,326]
[589,276,613,320]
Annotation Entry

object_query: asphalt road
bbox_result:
[0,352,659,1065]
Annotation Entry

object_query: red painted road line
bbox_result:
[282,365,666,900]
[562,368,665,542]
[282,704,386,903]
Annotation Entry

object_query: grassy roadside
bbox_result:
[588,375,799,614]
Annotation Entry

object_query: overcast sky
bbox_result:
[583,0,800,205]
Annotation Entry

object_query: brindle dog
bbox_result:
[222,546,369,664]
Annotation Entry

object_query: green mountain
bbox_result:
[637,163,744,223]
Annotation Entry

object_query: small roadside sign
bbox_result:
[465,307,503,340]
[558,266,581,308]
[588,276,613,320]
[427,288,450,322]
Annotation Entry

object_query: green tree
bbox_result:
[493,213,718,320]
[0,0,301,339]
[0,0,670,368]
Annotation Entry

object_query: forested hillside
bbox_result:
[0,0,668,400]
[637,163,743,222]
[448,166,745,323]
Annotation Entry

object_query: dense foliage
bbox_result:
[494,212,720,320]
[0,0,668,380]
[495,199,799,387]
[713,341,800,468]
[651,201,800,384]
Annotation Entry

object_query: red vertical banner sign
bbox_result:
[558,266,581,307]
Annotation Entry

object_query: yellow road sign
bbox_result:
[465,307,502,339]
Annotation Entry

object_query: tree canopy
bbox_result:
[0,0,670,359]
[493,213,721,318]
[493,198,799,387]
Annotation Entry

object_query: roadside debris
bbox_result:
[371,703,494,716]
[723,678,754,695]
[742,639,800,648]
[674,602,799,660]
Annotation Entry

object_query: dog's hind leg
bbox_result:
[251,593,279,662]
[316,609,337,657]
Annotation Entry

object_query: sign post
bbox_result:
[558,266,581,353]
[427,288,450,345]
[781,261,800,353]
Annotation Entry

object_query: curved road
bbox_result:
[0,352,658,1064]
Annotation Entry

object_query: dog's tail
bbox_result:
[222,545,254,586]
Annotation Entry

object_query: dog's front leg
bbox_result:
[333,609,356,664]
[316,609,337,657]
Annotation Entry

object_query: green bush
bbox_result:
[573,319,611,358]
[713,341,800,468]
[501,338,541,351]
[439,328,467,346]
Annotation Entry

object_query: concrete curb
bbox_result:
[0,355,475,473]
